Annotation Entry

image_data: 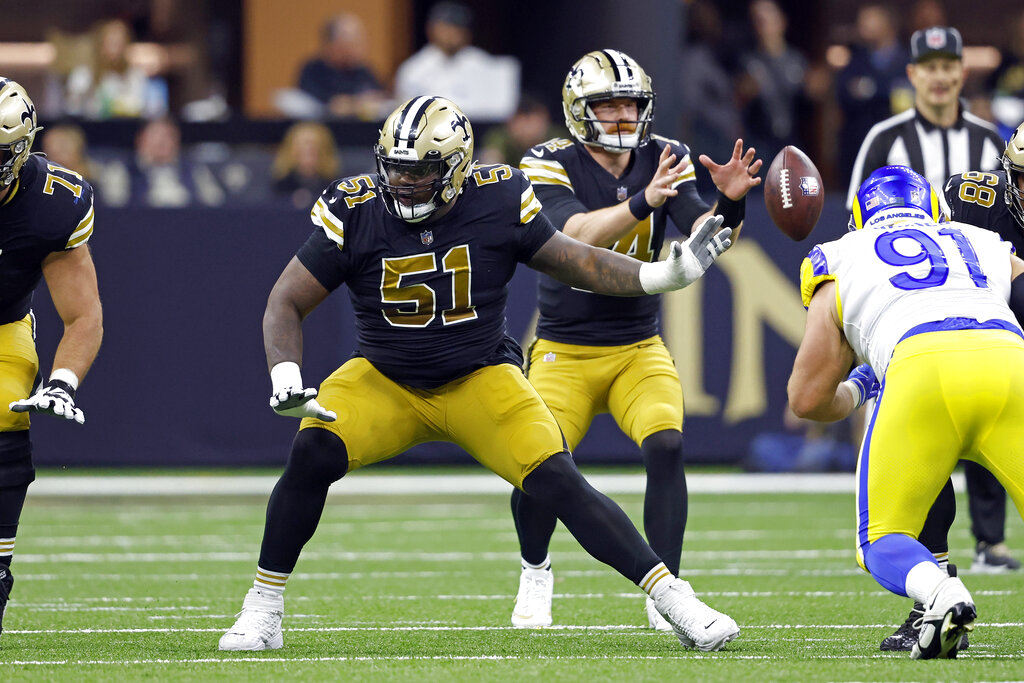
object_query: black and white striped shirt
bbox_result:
[845,106,1003,210]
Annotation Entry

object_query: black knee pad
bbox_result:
[0,432,35,488]
[283,428,349,487]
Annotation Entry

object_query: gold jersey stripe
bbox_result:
[311,198,345,247]
[520,187,542,223]
[521,168,573,190]
[670,158,697,189]
[66,205,95,248]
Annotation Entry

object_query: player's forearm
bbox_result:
[530,232,644,296]
[562,203,641,248]
[789,380,857,422]
[263,297,306,371]
[51,310,103,382]
[705,206,743,241]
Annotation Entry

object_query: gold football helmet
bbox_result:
[562,49,655,152]
[375,96,474,223]
[0,78,41,188]
[1002,121,1024,227]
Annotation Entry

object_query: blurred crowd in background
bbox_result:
[5,0,1024,210]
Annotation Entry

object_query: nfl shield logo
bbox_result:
[420,230,434,245]
[616,186,628,201]
[799,176,820,196]
[543,352,557,363]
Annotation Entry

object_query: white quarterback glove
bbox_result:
[269,362,336,421]
[9,368,85,424]
[638,214,732,294]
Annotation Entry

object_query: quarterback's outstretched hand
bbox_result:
[842,363,879,410]
[10,378,85,424]
[638,215,732,293]
[269,361,336,421]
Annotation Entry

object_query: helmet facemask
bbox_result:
[563,50,655,153]
[375,96,474,224]
[0,78,41,188]
[1002,123,1024,227]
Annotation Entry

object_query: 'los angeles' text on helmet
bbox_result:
[375,96,474,223]
[562,49,655,153]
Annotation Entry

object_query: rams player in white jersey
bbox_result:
[788,165,1024,659]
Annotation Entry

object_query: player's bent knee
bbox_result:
[0,431,36,488]
[286,427,349,485]
[521,452,587,502]
[641,429,683,465]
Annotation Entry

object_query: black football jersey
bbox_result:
[296,165,556,389]
[0,155,95,325]
[943,170,1024,254]
[521,136,711,345]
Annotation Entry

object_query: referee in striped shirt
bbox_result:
[846,26,1003,212]
[845,26,1014,654]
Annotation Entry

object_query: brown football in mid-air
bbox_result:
[764,145,824,241]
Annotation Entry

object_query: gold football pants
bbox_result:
[301,358,565,488]
[526,335,683,451]
[0,315,38,432]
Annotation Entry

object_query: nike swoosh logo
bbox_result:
[704,620,717,629]
[530,148,544,157]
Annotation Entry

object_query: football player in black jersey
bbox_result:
[0,79,102,637]
[875,121,1024,652]
[220,96,740,653]
[511,49,761,630]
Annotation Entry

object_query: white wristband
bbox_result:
[270,361,303,394]
[50,368,80,390]
[638,260,672,294]
[839,380,863,409]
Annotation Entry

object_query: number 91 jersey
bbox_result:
[295,165,555,389]
[800,217,1019,376]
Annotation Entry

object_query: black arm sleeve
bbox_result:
[295,229,347,292]
[533,183,589,231]
[665,181,712,237]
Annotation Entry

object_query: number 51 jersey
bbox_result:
[800,217,1019,376]
[295,165,555,389]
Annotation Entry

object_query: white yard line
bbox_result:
[28,472,962,497]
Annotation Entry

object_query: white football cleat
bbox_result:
[511,567,553,628]
[645,596,673,632]
[219,588,284,651]
[911,576,976,660]
[652,578,739,651]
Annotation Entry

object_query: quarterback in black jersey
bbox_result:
[220,96,741,653]
[0,79,102,637]
[512,49,762,631]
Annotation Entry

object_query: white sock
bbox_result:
[640,562,679,599]
[522,555,551,571]
[905,561,947,605]
[253,566,289,596]
[933,552,949,574]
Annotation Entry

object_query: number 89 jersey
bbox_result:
[943,170,1024,254]
[800,216,1019,376]
[295,165,555,389]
